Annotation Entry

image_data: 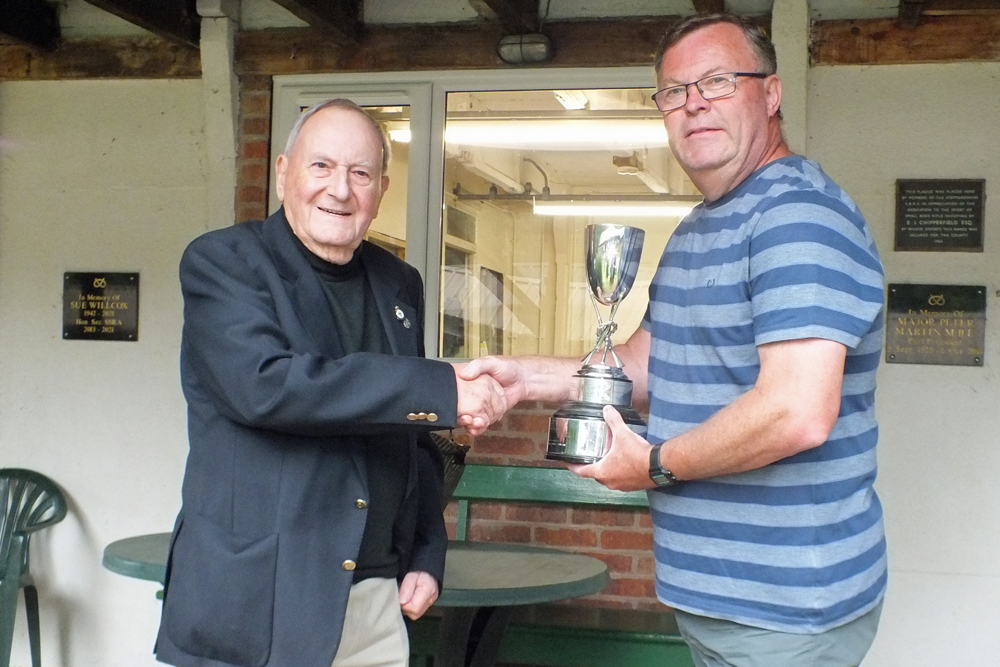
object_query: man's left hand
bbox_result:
[399,570,439,620]
[568,405,656,492]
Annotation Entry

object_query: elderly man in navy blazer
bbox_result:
[155,99,505,667]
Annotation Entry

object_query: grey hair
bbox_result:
[282,98,392,174]
[654,13,778,80]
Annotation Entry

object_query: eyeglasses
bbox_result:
[652,72,768,112]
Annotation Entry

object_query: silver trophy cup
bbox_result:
[546,224,647,464]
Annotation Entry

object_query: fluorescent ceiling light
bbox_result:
[533,201,697,218]
[386,120,668,150]
[447,119,668,150]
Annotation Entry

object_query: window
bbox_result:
[441,244,472,358]
[439,88,699,358]
[270,70,701,360]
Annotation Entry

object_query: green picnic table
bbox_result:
[103,533,609,667]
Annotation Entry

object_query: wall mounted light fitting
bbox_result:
[498,33,554,64]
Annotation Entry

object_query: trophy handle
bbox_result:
[607,300,621,326]
[582,293,623,367]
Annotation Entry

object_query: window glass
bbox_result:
[437,89,700,358]
[367,105,410,258]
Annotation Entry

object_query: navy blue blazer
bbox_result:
[155,209,457,667]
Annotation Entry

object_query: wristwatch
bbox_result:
[648,442,678,487]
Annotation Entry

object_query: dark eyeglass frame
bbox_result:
[651,72,768,112]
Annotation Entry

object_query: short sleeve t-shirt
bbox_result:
[642,155,886,633]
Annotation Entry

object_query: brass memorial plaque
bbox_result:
[885,284,985,366]
[63,273,139,341]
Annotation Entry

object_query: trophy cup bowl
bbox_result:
[547,224,647,464]
[588,224,644,306]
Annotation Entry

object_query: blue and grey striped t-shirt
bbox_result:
[642,155,886,633]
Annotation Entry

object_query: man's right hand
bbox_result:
[459,356,529,407]
[459,354,583,422]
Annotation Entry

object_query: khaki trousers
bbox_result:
[674,600,883,667]
[331,577,409,667]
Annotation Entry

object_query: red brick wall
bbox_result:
[235,74,272,224]
[233,78,659,613]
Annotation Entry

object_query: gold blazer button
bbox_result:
[342,560,356,571]
[406,413,418,420]
[355,499,368,509]
[426,413,438,422]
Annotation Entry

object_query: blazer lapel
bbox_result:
[362,245,421,358]
[261,209,345,359]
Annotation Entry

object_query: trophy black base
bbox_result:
[546,403,646,464]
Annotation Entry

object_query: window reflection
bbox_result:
[437,89,700,359]
[366,106,410,258]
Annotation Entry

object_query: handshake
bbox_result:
[451,357,528,437]
[450,354,587,437]
[449,353,655,493]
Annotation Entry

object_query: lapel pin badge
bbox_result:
[394,306,405,320]
[403,318,411,329]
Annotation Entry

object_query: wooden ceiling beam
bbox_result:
[235,18,694,74]
[0,0,59,50]
[922,0,1000,13]
[923,0,1000,10]
[268,0,362,45]
[812,13,1000,64]
[470,0,539,34]
[0,37,201,80]
[82,0,199,48]
[10,13,997,80]
[692,0,726,15]
[898,0,927,28]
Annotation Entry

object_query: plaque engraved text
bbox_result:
[885,284,985,366]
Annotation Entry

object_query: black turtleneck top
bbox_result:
[286,224,411,583]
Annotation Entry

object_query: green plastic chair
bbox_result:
[0,469,67,667]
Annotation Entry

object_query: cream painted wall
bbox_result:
[0,79,208,667]
[808,62,1000,666]
[0,54,998,667]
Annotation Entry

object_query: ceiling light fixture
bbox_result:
[497,34,553,64]
[453,184,701,218]
[387,119,668,150]
[445,119,668,149]
[532,200,698,218]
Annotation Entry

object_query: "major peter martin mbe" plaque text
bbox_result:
[885,284,985,366]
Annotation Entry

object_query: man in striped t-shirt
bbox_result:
[460,13,885,666]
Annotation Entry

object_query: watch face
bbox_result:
[651,471,675,487]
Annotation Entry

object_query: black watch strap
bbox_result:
[649,442,678,487]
